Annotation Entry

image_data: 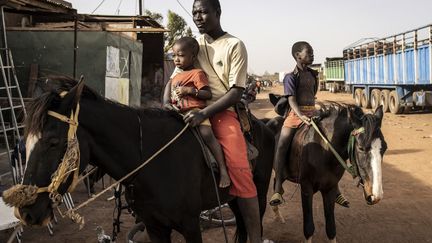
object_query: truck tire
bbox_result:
[389,90,404,114]
[380,90,390,112]
[370,89,381,110]
[361,89,370,108]
[354,88,362,107]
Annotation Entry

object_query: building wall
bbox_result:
[7,31,143,106]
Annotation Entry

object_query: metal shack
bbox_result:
[2,1,166,106]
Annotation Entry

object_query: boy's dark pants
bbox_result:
[273,126,297,194]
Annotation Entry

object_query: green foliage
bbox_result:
[144,10,163,25]
[165,10,194,52]
[186,27,193,37]
[144,9,194,53]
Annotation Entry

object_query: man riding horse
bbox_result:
[181,0,263,242]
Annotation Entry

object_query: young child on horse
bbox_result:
[164,36,230,188]
[270,41,349,207]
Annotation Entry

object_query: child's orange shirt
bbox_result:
[171,69,209,112]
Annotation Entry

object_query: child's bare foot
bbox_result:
[219,170,231,188]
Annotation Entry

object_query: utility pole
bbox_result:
[138,0,143,15]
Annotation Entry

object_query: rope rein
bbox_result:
[310,119,364,178]
[46,105,190,227]
[69,123,189,215]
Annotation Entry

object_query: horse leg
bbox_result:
[146,224,172,243]
[322,188,338,242]
[180,217,203,243]
[301,187,315,242]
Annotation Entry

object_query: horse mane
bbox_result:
[359,111,380,145]
[315,101,356,119]
[24,76,174,139]
[316,101,379,144]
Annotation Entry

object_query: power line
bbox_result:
[176,0,193,19]
[91,0,106,14]
[115,0,124,15]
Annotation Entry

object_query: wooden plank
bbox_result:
[6,27,168,32]
[104,27,169,33]
[27,63,38,97]
[35,22,74,28]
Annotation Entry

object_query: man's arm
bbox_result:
[201,87,242,116]
[184,87,243,127]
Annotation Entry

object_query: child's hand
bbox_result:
[175,87,195,98]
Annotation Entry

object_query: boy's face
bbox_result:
[296,45,314,65]
[192,0,220,34]
[172,43,195,70]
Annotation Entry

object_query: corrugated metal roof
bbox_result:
[1,0,75,13]
[41,0,73,9]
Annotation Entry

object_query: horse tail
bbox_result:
[228,199,248,243]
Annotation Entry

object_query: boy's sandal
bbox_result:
[269,193,284,206]
[335,193,350,208]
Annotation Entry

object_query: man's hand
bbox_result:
[183,110,205,127]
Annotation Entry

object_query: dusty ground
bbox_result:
[1,83,432,243]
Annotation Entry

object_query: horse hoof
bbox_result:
[304,237,312,243]
[335,194,350,208]
[269,193,284,206]
[263,239,274,243]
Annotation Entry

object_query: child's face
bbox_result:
[172,43,195,70]
[296,45,314,65]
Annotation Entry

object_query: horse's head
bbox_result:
[2,78,87,226]
[348,105,387,205]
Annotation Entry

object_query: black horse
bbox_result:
[4,78,275,243]
[266,98,387,243]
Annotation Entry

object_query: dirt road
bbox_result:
[1,84,432,243]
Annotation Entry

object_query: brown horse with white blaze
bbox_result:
[265,99,387,243]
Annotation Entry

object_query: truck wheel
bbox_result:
[370,89,381,110]
[361,89,371,108]
[354,88,362,107]
[389,90,404,114]
[380,90,390,112]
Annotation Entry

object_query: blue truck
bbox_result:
[343,24,432,114]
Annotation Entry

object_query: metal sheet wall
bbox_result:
[7,31,142,105]
[345,44,431,85]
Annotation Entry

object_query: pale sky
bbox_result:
[69,0,432,75]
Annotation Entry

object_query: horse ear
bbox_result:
[374,105,384,127]
[69,76,85,104]
[348,106,362,127]
[269,93,280,106]
[65,76,84,110]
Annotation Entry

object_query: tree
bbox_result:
[186,27,193,37]
[165,10,190,52]
[144,10,163,25]
[143,9,194,52]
